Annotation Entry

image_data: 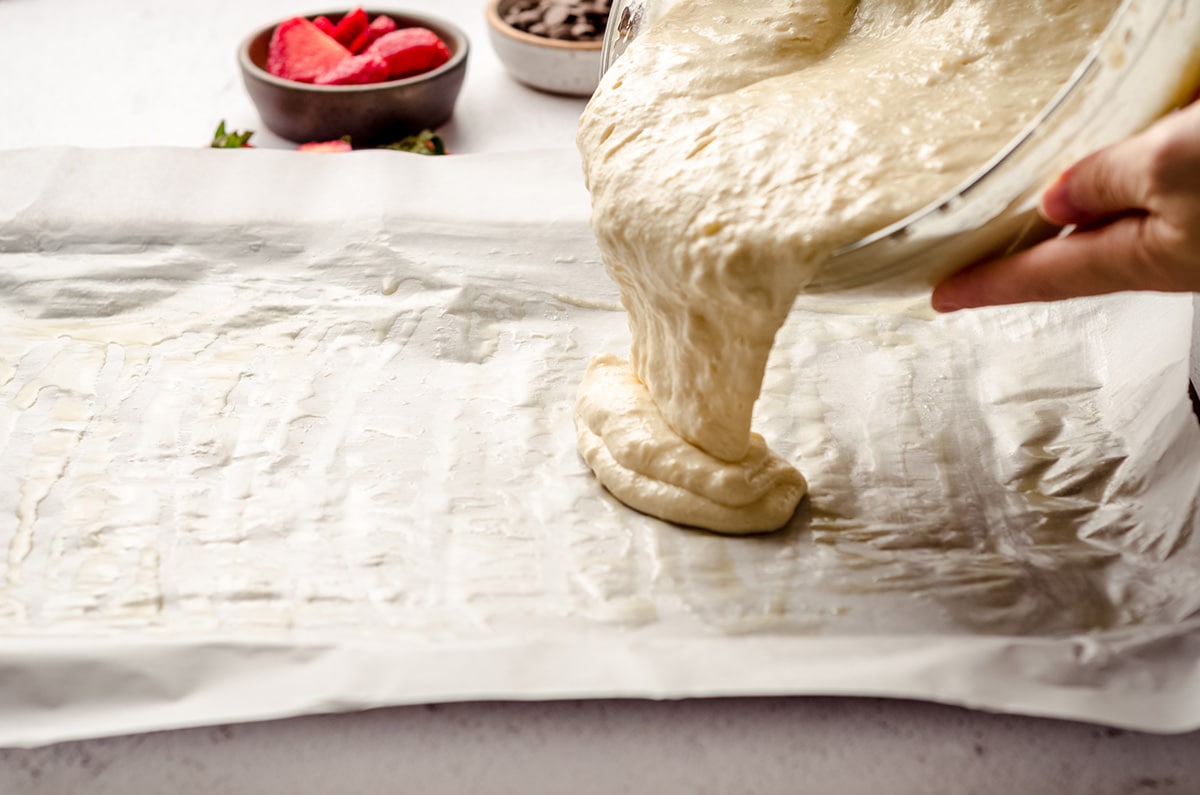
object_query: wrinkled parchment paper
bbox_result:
[1,147,1199,747]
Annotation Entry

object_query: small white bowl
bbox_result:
[485,0,604,97]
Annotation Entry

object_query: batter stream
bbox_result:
[575,0,1120,533]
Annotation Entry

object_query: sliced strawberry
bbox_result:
[350,14,398,54]
[364,28,452,79]
[268,17,350,83]
[314,52,389,85]
[312,15,337,37]
[297,139,353,153]
[332,7,369,49]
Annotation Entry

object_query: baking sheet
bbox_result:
[2,146,1200,746]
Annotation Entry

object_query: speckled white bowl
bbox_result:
[485,0,604,97]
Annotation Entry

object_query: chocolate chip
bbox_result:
[544,6,570,26]
[502,0,611,42]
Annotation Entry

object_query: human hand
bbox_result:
[931,99,1200,312]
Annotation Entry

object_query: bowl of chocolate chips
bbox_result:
[485,0,611,96]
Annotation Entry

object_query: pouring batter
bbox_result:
[575,0,1121,533]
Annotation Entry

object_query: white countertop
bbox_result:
[2,0,1198,791]
[0,0,588,154]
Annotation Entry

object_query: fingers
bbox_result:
[931,216,1156,311]
[1040,134,1154,226]
[933,101,1200,312]
[1040,101,1200,225]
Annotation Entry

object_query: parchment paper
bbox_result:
[1,146,1199,747]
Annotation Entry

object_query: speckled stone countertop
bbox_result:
[1,698,1198,795]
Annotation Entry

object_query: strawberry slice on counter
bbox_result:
[332,7,369,49]
[350,14,398,54]
[297,139,353,153]
[314,52,389,85]
[268,17,350,82]
[365,27,452,79]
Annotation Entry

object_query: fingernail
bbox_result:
[1040,171,1078,224]
[930,290,962,313]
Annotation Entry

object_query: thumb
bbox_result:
[1041,132,1154,226]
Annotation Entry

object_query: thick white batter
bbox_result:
[575,0,1119,533]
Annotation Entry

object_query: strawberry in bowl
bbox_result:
[239,8,468,144]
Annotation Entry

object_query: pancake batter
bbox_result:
[575,0,1120,533]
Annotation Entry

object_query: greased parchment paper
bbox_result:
[1,147,1200,746]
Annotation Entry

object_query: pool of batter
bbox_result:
[575,0,1121,533]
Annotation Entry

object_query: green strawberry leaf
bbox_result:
[211,120,255,149]
[379,130,447,155]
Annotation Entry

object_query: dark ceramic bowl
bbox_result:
[238,9,469,144]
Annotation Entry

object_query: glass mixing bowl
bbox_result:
[598,0,1200,301]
